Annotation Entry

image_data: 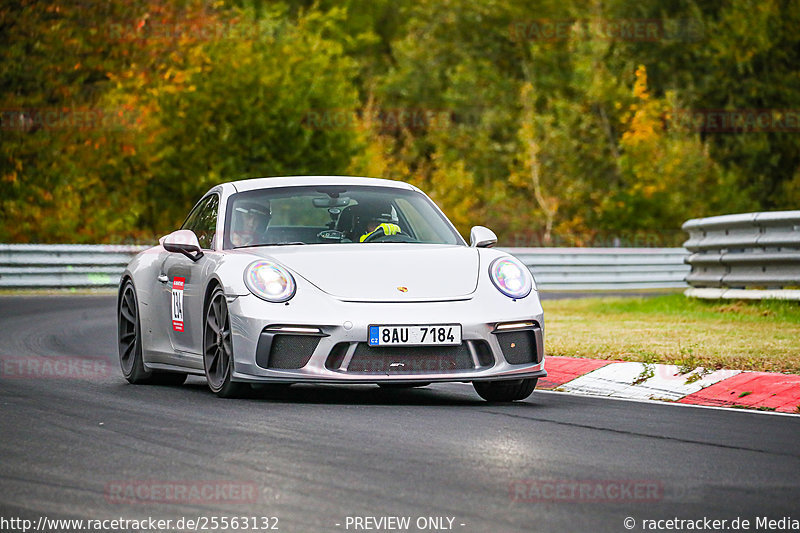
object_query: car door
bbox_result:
[160,194,220,361]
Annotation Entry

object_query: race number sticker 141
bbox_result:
[172,277,185,332]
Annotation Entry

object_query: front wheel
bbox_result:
[204,287,248,398]
[473,378,537,402]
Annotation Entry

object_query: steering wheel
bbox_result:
[362,228,412,243]
[317,229,345,243]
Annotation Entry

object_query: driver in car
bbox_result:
[358,202,402,242]
[231,202,270,247]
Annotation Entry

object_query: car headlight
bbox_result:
[489,257,534,299]
[244,261,296,302]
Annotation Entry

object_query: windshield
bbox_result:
[223,185,464,249]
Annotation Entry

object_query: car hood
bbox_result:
[249,244,479,301]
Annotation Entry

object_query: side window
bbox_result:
[181,201,204,233]
[182,195,219,249]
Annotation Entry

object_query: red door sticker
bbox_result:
[172,277,185,332]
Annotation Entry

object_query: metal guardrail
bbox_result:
[0,244,690,291]
[682,210,800,299]
[505,248,689,291]
[0,244,148,289]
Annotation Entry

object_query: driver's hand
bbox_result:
[360,223,401,242]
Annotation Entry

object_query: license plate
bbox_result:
[368,324,462,347]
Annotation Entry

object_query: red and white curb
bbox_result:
[539,356,800,414]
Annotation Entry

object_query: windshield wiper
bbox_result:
[236,242,309,248]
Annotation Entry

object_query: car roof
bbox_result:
[228,175,419,193]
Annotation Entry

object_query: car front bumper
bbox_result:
[227,292,546,384]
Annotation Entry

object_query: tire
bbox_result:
[118,280,187,386]
[473,378,537,402]
[377,383,431,389]
[203,286,248,398]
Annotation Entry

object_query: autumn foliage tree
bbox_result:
[1,0,798,245]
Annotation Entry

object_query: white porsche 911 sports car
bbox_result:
[118,176,546,401]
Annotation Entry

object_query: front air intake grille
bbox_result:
[270,335,320,369]
[496,330,537,365]
[325,342,350,370]
[473,340,495,367]
[347,343,474,374]
[256,333,320,369]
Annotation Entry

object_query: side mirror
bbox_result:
[162,230,204,262]
[470,226,497,248]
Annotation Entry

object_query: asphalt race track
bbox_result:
[1,295,798,533]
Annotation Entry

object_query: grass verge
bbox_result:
[542,294,800,374]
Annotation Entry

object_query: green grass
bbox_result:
[542,294,800,374]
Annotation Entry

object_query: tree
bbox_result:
[108,5,363,231]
